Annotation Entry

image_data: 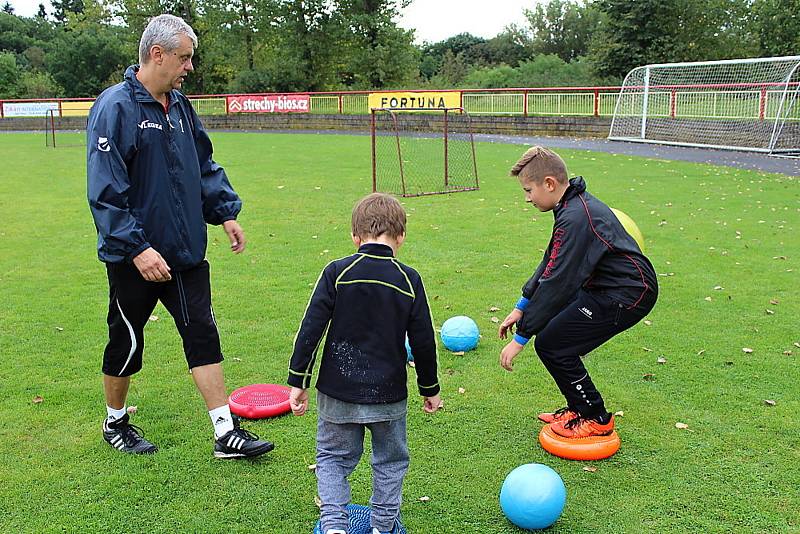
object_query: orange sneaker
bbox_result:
[537,407,579,424]
[550,415,615,438]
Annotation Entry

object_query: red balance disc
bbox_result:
[538,425,621,461]
[228,383,291,419]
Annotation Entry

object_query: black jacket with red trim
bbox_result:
[517,176,658,339]
[288,243,440,404]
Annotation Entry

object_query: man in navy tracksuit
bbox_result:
[498,146,658,439]
[87,14,271,458]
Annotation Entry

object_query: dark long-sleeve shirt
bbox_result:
[288,243,440,404]
[515,176,657,342]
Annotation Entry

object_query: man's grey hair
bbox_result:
[138,14,198,64]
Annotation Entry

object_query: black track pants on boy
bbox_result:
[533,288,657,419]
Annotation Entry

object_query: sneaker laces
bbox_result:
[118,421,148,446]
[564,415,586,430]
[552,407,571,417]
[228,427,261,443]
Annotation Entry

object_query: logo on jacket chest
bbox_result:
[138,119,163,130]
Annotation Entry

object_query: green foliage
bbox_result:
[1,132,799,532]
[46,25,126,97]
[524,0,604,62]
[750,0,800,56]
[17,69,65,97]
[0,50,20,97]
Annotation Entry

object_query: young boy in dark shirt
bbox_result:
[498,146,658,439]
[288,193,442,534]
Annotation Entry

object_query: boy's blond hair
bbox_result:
[351,193,406,239]
[509,146,568,184]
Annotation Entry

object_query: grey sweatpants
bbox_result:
[316,417,409,533]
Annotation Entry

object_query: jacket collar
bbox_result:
[124,64,178,106]
[556,176,586,209]
[357,242,395,257]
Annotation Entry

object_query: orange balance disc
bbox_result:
[228,383,291,419]
[538,425,621,461]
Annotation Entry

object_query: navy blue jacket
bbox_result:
[288,243,440,404]
[87,65,241,271]
[515,177,658,342]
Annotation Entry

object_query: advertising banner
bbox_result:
[368,91,460,111]
[3,101,59,117]
[226,94,310,113]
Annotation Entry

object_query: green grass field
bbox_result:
[0,131,798,533]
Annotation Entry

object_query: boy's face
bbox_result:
[519,174,559,212]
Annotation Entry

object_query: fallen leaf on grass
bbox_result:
[657,357,667,364]
[770,299,780,305]
[643,320,652,326]
[794,342,800,349]
[642,347,653,352]
[127,406,137,414]
[148,315,159,322]
[765,309,775,315]
[458,387,465,394]
[583,466,598,473]
[55,326,64,332]
[489,306,500,312]
[697,349,706,356]
[742,347,754,353]
[782,350,792,355]
[308,464,317,471]
[490,317,500,323]
[704,296,713,302]
[613,410,624,417]
[642,373,655,381]
[419,496,431,502]
[32,395,43,404]
[314,495,322,508]
[675,422,689,430]
[713,285,724,290]
[453,351,465,356]
[763,400,776,407]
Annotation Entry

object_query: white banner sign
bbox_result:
[3,102,59,117]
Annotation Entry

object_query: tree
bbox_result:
[46,24,126,96]
[52,0,86,24]
[3,2,14,15]
[0,51,20,97]
[750,0,800,57]
[524,0,603,62]
[37,3,48,19]
[335,0,418,89]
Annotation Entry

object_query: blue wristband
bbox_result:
[515,296,530,311]
[513,334,530,346]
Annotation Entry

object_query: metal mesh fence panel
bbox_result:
[371,108,479,197]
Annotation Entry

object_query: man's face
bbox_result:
[161,34,194,91]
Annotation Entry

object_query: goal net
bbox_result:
[371,107,479,197]
[45,108,88,148]
[608,56,800,154]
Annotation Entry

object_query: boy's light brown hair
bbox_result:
[509,146,568,184]
[351,192,406,239]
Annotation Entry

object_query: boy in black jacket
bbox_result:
[288,193,442,534]
[498,146,657,439]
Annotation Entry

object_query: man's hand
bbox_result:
[289,387,309,416]
[223,220,246,254]
[500,340,525,372]
[499,308,523,339]
[132,247,172,282]
[423,394,443,413]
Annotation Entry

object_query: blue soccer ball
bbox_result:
[500,463,566,530]
[440,316,479,352]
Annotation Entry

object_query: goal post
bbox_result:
[371,107,479,197]
[608,56,800,155]
[45,108,88,148]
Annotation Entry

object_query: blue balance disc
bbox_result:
[313,504,406,534]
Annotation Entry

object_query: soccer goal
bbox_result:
[608,56,800,155]
[45,109,88,148]
[371,107,479,197]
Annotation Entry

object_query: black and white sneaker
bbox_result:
[213,417,274,459]
[103,414,158,454]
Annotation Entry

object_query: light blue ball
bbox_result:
[500,463,566,530]
[404,336,414,362]
[440,316,480,352]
